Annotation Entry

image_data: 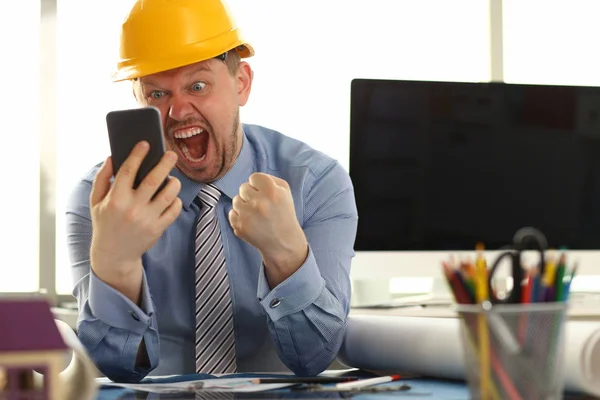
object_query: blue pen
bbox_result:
[562,281,572,302]
[562,264,578,302]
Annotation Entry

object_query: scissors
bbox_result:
[487,227,548,304]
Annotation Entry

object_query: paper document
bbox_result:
[100,377,295,393]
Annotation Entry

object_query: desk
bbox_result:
[97,377,465,400]
[69,296,600,400]
[90,303,600,399]
[94,372,600,400]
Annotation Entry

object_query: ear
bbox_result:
[132,79,144,105]
[237,61,253,106]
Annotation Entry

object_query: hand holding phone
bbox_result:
[89,106,182,302]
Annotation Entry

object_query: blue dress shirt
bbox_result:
[66,124,358,383]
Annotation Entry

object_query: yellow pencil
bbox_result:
[475,243,491,399]
[475,243,489,298]
[543,250,557,287]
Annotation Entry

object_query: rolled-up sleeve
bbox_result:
[257,161,358,376]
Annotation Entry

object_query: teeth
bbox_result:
[179,142,206,163]
[174,127,203,139]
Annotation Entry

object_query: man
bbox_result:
[66,0,358,383]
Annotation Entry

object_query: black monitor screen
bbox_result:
[349,78,600,250]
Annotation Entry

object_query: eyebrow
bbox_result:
[141,64,213,89]
[186,64,213,77]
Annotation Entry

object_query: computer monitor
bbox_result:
[348,78,600,290]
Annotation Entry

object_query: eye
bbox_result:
[150,91,165,99]
[191,82,206,92]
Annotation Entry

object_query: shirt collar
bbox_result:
[175,129,255,210]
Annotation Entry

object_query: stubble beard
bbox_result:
[215,109,241,182]
[175,110,241,183]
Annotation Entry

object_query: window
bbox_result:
[55,0,138,295]
[502,0,600,292]
[0,1,41,292]
[228,0,491,168]
[503,0,600,86]
[55,0,491,295]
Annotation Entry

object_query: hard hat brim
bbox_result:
[112,38,254,82]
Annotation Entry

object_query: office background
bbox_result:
[3,0,600,306]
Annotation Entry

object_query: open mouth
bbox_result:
[173,127,208,163]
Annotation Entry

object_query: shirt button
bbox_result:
[270,298,281,308]
[130,311,140,321]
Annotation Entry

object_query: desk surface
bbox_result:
[95,372,600,400]
[97,378,465,400]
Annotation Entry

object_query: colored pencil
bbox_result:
[441,242,575,400]
[474,243,491,400]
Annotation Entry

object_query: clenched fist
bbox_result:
[228,172,308,287]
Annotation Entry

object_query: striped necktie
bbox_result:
[194,183,237,374]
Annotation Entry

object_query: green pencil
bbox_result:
[555,254,566,303]
[564,263,578,302]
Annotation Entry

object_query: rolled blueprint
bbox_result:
[337,315,600,397]
[563,321,600,396]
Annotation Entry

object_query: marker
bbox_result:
[335,374,402,389]
[251,377,358,384]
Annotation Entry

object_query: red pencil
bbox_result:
[443,262,471,304]
[521,273,533,304]
[451,269,474,304]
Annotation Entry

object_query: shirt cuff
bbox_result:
[88,269,155,335]
[257,245,325,322]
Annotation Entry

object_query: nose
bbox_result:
[168,92,196,121]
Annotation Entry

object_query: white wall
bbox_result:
[503,0,600,86]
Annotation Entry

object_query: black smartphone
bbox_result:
[106,106,169,193]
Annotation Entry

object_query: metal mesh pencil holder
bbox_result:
[456,302,568,400]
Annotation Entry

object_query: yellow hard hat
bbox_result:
[113,0,254,82]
